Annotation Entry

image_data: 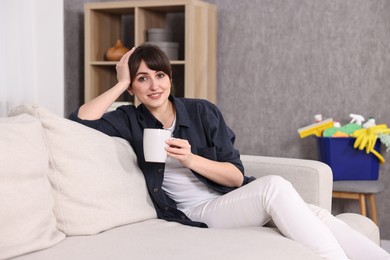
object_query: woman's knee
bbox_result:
[245,175,296,200]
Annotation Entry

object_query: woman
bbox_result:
[70,44,389,260]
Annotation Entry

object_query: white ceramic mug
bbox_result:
[143,128,172,163]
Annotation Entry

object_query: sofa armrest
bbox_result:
[335,213,380,245]
[241,155,333,211]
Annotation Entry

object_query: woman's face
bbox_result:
[128,60,171,110]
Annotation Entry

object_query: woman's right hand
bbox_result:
[77,47,136,120]
[116,47,135,90]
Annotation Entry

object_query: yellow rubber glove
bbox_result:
[351,124,390,164]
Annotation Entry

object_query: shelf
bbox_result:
[84,0,217,104]
[89,61,185,66]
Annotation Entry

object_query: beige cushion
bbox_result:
[335,213,380,245]
[0,114,65,259]
[10,105,157,236]
[11,220,322,260]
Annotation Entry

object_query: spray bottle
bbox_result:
[349,114,365,126]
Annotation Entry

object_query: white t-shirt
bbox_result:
[162,116,221,214]
[162,157,222,214]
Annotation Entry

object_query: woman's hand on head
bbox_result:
[165,138,193,168]
[116,47,135,90]
[77,47,135,120]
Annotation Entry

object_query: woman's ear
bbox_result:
[127,85,134,96]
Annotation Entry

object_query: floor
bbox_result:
[382,240,390,253]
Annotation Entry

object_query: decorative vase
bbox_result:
[105,39,129,61]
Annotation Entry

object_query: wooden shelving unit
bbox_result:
[84,0,217,105]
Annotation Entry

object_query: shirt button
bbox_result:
[164,207,169,211]
[153,188,158,193]
[181,215,186,220]
[158,168,163,173]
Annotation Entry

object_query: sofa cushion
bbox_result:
[335,213,380,245]
[0,114,65,259]
[9,105,157,236]
[12,220,322,260]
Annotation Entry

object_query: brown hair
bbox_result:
[128,44,172,85]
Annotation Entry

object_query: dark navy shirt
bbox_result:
[69,96,254,227]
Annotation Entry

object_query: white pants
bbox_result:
[185,176,390,260]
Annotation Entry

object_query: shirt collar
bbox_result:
[170,96,191,128]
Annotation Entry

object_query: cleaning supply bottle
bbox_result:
[349,114,365,126]
[333,121,341,128]
[363,117,376,129]
[314,114,323,123]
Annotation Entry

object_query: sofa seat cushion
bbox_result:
[9,105,157,236]
[13,220,322,260]
[0,114,65,259]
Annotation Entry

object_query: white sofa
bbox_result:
[0,105,380,260]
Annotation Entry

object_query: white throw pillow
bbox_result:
[0,114,65,259]
[9,105,157,236]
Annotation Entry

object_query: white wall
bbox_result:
[0,0,64,117]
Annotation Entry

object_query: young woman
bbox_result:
[70,44,390,260]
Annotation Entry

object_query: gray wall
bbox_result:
[65,0,390,239]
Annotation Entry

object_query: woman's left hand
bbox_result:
[166,138,243,187]
[165,138,193,167]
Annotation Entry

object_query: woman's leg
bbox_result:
[186,175,348,259]
[308,204,390,260]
